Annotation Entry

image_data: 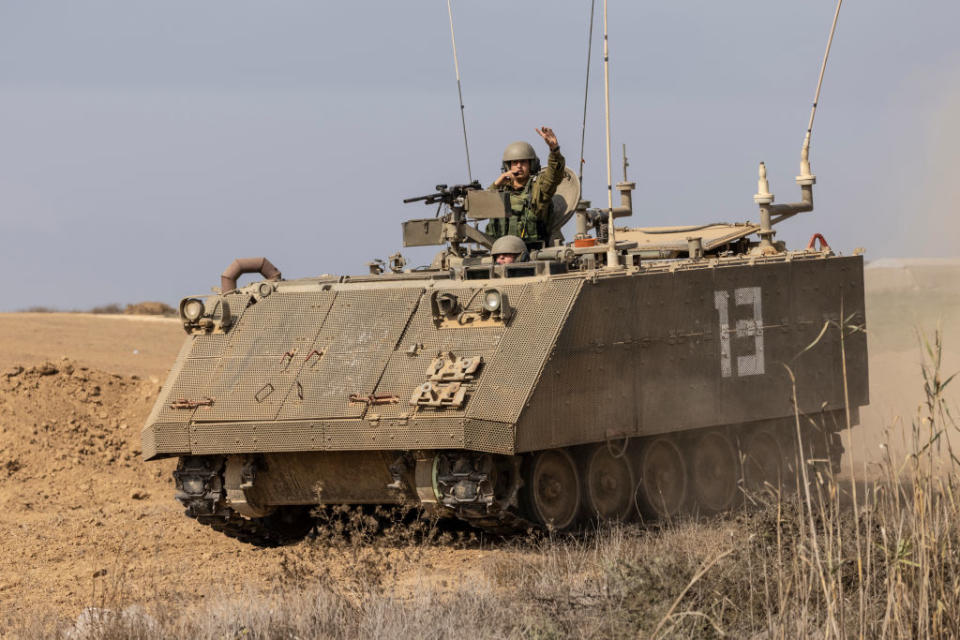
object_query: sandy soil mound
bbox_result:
[1,359,148,472]
[0,350,486,624]
[0,356,290,618]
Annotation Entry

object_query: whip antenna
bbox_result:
[799,0,843,179]
[578,0,597,184]
[752,0,843,251]
[446,0,472,181]
[602,0,621,269]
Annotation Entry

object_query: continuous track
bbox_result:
[171,415,846,545]
[193,508,314,547]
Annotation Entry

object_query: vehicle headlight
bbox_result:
[437,292,460,317]
[180,298,205,322]
[483,289,502,313]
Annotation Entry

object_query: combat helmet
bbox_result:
[491,234,528,261]
[501,141,541,174]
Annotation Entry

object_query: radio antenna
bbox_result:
[578,0,597,184]
[446,0,472,181]
[753,0,843,251]
[602,0,621,269]
[799,0,843,180]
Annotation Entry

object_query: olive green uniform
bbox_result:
[485,147,565,245]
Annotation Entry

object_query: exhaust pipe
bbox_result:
[221,257,281,293]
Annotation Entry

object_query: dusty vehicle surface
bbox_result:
[141,156,868,544]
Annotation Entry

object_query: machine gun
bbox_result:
[401,180,508,252]
[402,181,482,207]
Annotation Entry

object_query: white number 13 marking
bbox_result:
[713,287,765,378]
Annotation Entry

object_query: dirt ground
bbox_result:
[0,313,183,380]
[0,259,957,624]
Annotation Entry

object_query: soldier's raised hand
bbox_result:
[535,127,559,151]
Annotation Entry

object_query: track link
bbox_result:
[193,508,313,547]
[447,506,536,536]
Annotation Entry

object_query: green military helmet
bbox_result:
[491,234,528,259]
[501,141,541,174]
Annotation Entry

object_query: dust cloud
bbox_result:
[847,259,960,469]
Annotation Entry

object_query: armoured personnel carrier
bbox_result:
[141,148,868,543]
[142,3,865,543]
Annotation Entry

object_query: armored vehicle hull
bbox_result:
[143,249,867,541]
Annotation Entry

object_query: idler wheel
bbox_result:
[636,437,688,519]
[583,443,636,521]
[524,449,582,531]
[742,429,784,494]
[689,430,739,514]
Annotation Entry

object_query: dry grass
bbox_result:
[15,302,175,316]
[4,332,959,639]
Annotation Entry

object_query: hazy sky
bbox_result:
[1,1,958,311]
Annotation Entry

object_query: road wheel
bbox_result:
[583,443,636,521]
[636,437,687,519]
[524,449,582,531]
[690,430,739,514]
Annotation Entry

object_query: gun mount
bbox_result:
[401,182,510,258]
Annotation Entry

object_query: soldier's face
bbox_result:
[509,159,531,182]
[496,253,518,265]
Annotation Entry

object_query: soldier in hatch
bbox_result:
[490,235,527,265]
[486,127,566,250]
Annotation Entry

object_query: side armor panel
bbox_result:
[517,256,868,451]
